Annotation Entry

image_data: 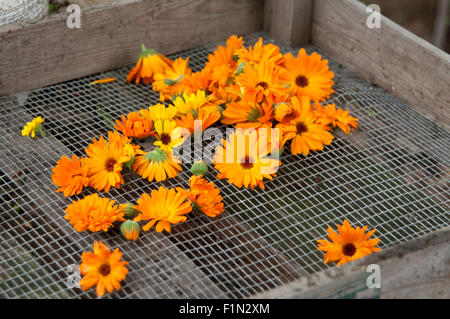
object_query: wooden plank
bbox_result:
[252,227,450,298]
[311,0,450,131]
[0,0,264,95]
[263,0,312,46]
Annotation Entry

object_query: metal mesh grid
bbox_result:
[0,32,449,298]
[0,0,48,26]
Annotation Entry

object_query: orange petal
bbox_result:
[89,78,116,85]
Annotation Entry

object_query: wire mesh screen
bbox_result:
[0,32,449,298]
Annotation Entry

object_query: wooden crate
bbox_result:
[0,0,449,298]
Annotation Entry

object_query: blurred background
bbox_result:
[360,0,449,52]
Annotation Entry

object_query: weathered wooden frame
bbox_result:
[0,0,449,298]
[1,0,448,129]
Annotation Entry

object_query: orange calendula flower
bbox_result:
[315,104,359,134]
[114,111,154,139]
[51,155,90,197]
[281,48,334,102]
[235,59,287,103]
[214,129,280,190]
[134,186,192,233]
[21,116,46,138]
[132,148,182,182]
[179,69,212,96]
[222,97,273,129]
[153,57,192,101]
[317,220,381,266]
[84,131,133,192]
[277,96,334,156]
[204,34,243,71]
[175,108,221,134]
[187,175,224,218]
[89,78,116,85]
[236,37,285,67]
[64,193,125,232]
[126,44,172,84]
[274,102,299,124]
[79,241,128,297]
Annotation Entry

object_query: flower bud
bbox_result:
[120,220,140,241]
[119,203,139,219]
[190,161,208,176]
[123,144,135,171]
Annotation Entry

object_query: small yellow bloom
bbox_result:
[153,119,186,154]
[22,116,46,138]
[139,103,177,122]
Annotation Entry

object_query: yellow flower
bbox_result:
[317,220,381,266]
[153,119,186,154]
[21,116,46,138]
[139,103,177,122]
[171,90,212,115]
[134,186,192,233]
[79,241,129,297]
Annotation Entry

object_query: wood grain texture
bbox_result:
[252,227,450,298]
[264,0,312,46]
[0,0,263,95]
[311,0,450,130]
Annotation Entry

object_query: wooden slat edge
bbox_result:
[251,227,450,298]
[311,0,450,131]
[0,0,263,95]
[263,0,313,46]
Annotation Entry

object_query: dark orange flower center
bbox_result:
[283,111,298,123]
[343,243,356,256]
[296,122,308,134]
[105,158,117,172]
[256,81,269,90]
[295,75,309,88]
[99,263,111,276]
[241,156,254,169]
[160,133,171,145]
